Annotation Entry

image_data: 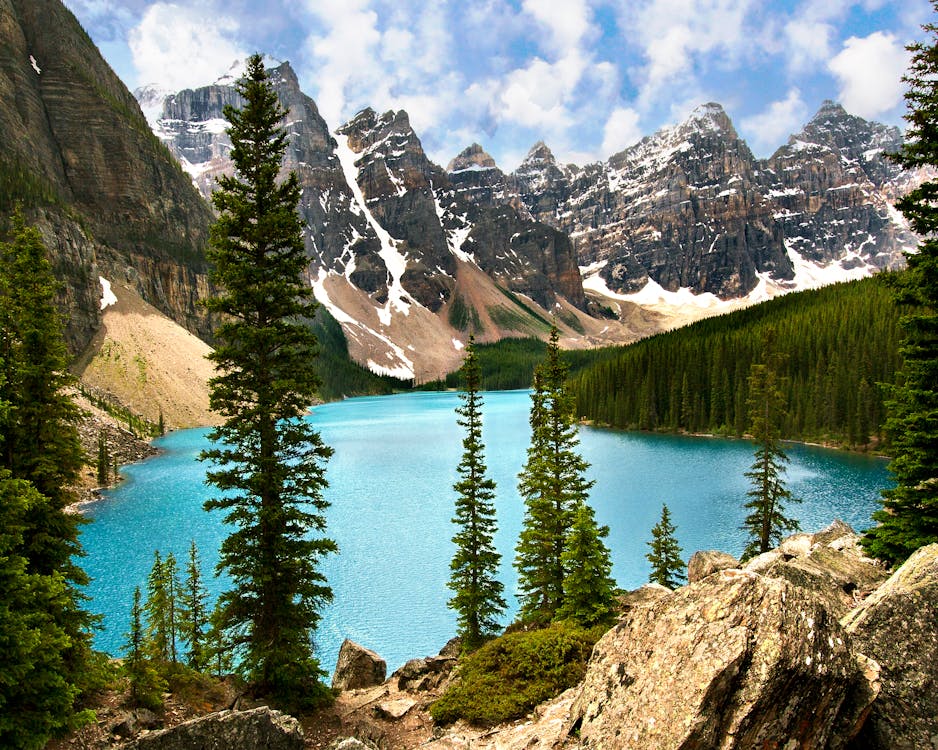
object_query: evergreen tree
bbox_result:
[0,473,86,749]
[0,212,95,717]
[123,586,165,711]
[515,326,595,624]
[862,6,938,566]
[447,337,505,651]
[556,501,616,627]
[96,430,109,485]
[179,540,209,670]
[200,54,336,708]
[645,504,685,588]
[144,550,170,662]
[205,602,233,678]
[741,338,800,560]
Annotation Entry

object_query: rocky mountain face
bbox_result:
[147,68,592,379]
[460,101,914,300]
[0,0,215,352]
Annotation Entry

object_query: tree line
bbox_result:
[568,277,901,449]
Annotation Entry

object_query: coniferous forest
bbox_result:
[568,276,901,449]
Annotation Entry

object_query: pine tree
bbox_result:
[646,503,685,588]
[123,586,165,711]
[144,550,170,662]
[179,540,209,670]
[741,337,800,560]
[96,430,109,485]
[862,6,938,566]
[205,602,233,678]
[200,54,336,708]
[0,473,84,749]
[515,326,595,624]
[556,501,616,627]
[0,211,95,718]
[447,337,505,650]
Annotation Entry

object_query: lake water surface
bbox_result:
[80,389,891,673]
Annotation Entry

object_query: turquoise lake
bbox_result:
[80,389,891,674]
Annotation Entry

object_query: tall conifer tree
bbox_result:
[201,54,335,708]
[0,212,95,726]
[862,5,938,565]
[447,337,505,650]
[515,326,595,624]
[556,501,616,627]
[741,336,800,560]
[179,540,209,670]
[646,504,685,588]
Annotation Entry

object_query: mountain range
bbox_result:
[0,0,921,387]
[142,60,918,380]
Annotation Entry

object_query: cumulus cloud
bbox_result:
[627,0,756,109]
[783,18,834,73]
[740,88,808,155]
[601,106,643,156]
[828,32,910,118]
[129,3,247,90]
[522,0,595,55]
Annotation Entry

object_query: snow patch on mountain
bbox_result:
[335,133,414,326]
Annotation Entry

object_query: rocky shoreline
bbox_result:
[90,521,937,750]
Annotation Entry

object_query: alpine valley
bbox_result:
[0,0,924,393]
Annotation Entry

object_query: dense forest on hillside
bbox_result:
[568,277,901,448]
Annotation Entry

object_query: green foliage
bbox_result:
[144,550,179,663]
[556,502,616,627]
[447,338,506,650]
[0,473,89,749]
[0,158,60,211]
[515,327,607,625]
[863,8,938,565]
[179,541,209,671]
[569,278,901,448]
[430,621,601,725]
[646,504,685,588]
[96,430,109,485]
[741,335,800,560]
[200,54,335,710]
[123,586,166,711]
[0,212,96,734]
[448,293,484,333]
[78,384,161,437]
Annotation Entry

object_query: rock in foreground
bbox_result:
[332,639,387,692]
[843,543,938,749]
[123,706,303,750]
[570,569,874,749]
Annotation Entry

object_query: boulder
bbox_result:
[742,549,781,573]
[686,550,738,582]
[123,707,303,750]
[392,654,456,692]
[842,544,938,749]
[569,569,876,749]
[327,738,379,750]
[332,639,387,692]
[617,582,672,611]
[778,532,813,558]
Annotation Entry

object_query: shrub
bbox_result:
[430,621,603,725]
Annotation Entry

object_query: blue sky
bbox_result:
[62,0,930,170]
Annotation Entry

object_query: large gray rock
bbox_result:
[843,544,938,749]
[569,569,875,749]
[686,549,738,583]
[332,639,387,692]
[123,706,303,749]
[392,654,456,692]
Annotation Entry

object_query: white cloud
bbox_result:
[522,0,594,55]
[828,32,910,118]
[601,107,643,156]
[783,18,834,73]
[498,53,588,131]
[128,3,248,90]
[740,88,808,155]
[626,0,756,110]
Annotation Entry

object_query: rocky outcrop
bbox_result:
[1,0,215,352]
[687,549,738,582]
[332,639,387,692]
[842,544,938,749]
[392,653,457,693]
[569,569,873,749]
[122,707,304,750]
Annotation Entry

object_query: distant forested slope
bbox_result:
[568,277,901,449]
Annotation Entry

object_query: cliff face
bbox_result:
[467,103,915,300]
[0,0,215,352]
